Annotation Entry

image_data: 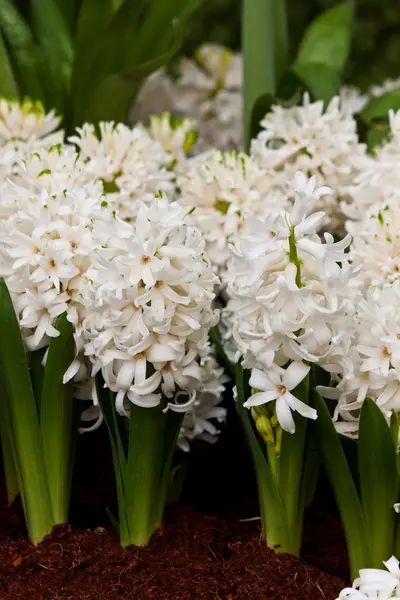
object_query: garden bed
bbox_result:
[0,427,349,600]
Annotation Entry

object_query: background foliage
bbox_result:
[184,0,400,89]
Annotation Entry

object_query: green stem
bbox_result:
[124,404,166,546]
[273,0,289,82]
[288,225,302,287]
[242,0,276,150]
[267,443,278,479]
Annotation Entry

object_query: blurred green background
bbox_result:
[184,0,400,90]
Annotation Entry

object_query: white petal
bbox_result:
[249,368,275,391]
[276,396,295,434]
[285,391,317,420]
[244,390,279,407]
[282,361,310,391]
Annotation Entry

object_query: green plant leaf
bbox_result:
[124,403,166,546]
[81,21,183,125]
[0,31,18,97]
[366,126,390,153]
[359,398,398,567]
[30,0,74,112]
[130,0,203,64]
[40,313,75,525]
[96,376,130,545]
[295,1,354,74]
[53,0,80,34]
[278,375,310,553]
[311,389,371,579]
[391,411,399,450]
[361,89,400,122]
[236,363,292,552]
[0,0,45,102]
[242,0,275,151]
[30,347,46,413]
[0,278,52,544]
[291,62,340,104]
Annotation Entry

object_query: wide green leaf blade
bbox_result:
[0,397,19,505]
[124,403,166,546]
[295,1,354,74]
[359,398,398,567]
[80,22,182,125]
[311,389,371,579]
[361,90,400,122]
[30,0,74,112]
[291,62,340,104]
[131,0,203,64]
[0,0,45,102]
[53,0,80,34]
[236,363,292,552]
[0,31,18,97]
[40,313,75,525]
[243,0,275,151]
[72,0,119,100]
[0,278,53,544]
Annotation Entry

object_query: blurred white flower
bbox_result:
[337,556,400,600]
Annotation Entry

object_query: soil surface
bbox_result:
[0,414,350,599]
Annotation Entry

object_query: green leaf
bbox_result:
[0,278,53,544]
[366,126,390,153]
[0,0,45,102]
[243,0,275,151]
[81,21,183,125]
[130,0,203,64]
[291,62,340,104]
[0,31,18,97]
[30,0,74,112]
[72,0,143,125]
[53,0,80,34]
[359,398,398,567]
[236,363,292,552]
[295,1,354,74]
[72,0,119,100]
[361,89,400,122]
[311,389,371,579]
[272,0,289,84]
[40,313,75,525]
[0,397,19,505]
[124,403,166,546]
[30,348,46,413]
[96,376,130,545]
[278,375,310,554]
[391,411,399,450]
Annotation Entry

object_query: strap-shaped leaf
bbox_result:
[0,278,52,544]
[391,411,399,451]
[0,0,45,101]
[361,90,400,122]
[53,0,80,34]
[243,0,275,150]
[295,1,354,74]
[124,403,166,546]
[291,62,340,104]
[236,363,292,552]
[40,313,75,525]
[311,389,371,578]
[30,0,74,112]
[359,398,398,567]
[0,31,18,97]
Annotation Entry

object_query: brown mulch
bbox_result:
[0,499,348,600]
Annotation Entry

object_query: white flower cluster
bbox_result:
[73,195,219,413]
[132,44,243,152]
[337,556,400,600]
[224,172,357,433]
[344,110,400,231]
[69,121,175,222]
[0,98,63,177]
[319,281,400,438]
[0,99,226,449]
[251,94,365,234]
[178,149,288,276]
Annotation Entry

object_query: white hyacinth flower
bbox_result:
[337,556,400,600]
[225,171,357,433]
